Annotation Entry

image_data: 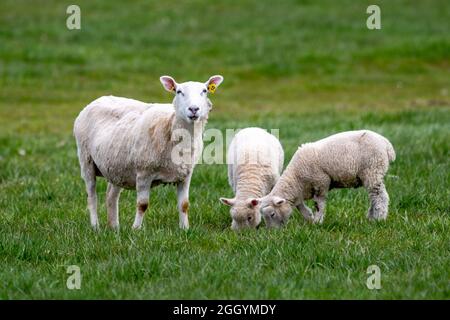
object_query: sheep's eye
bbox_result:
[176,90,182,95]
[202,89,207,93]
[270,213,275,218]
[247,216,252,221]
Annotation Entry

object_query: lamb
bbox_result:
[73,75,224,230]
[254,130,395,228]
[219,127,284,230]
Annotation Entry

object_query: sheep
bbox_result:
[73,75,224,230]
[254,130,395,228]
[219,127,284,230]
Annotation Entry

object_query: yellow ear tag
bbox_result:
[208,83,216,93]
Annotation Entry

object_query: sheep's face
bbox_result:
[160,75,223,124]
[258,196,293,228]
[219,198,262,230]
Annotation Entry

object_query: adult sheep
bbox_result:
[74,75,224,230]
[254,130,395,227]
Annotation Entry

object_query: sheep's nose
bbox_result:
[188,106,199,114]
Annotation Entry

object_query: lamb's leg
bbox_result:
[366,182,389,220]
[296,202,315,223]
[177,173,192,230]
[80,161,98,229]
[309,175,330,224]
[313,195,326,224]
[132,176,152,229]
[106,183,122,229]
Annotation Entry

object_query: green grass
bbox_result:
[0,0,449,299]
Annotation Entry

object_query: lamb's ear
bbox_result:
[247,198,260,208]
[160,76,177,93]
[205,75,224,93]
[219,197,235,206]
[272,196,286,206]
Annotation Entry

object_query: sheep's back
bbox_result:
[73,96,175,188]
[227,127,284,186]
[303,130,392,183]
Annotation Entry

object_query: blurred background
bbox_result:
[1,0,448,132]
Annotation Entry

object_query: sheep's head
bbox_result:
[219,198,262,230]
[160,75,223,124]
[257,196,293,228]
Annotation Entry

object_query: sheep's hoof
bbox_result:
[132,223,142,230]
[313,216,324,224]
[108,224,120,230]
[306,216,315,224]
[91,223,100,231]
[367,213,387,221]
[179,223,190,230]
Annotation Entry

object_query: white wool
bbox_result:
[259,130,395,227]
[74,96,201,188]
[220,127,284,230]
[227,127,284,194]
[74,75,224,230]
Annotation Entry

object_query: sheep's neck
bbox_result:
[271,153,304,205]
[170,115,206,163]
[235,164,274,200]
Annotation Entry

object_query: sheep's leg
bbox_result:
[309,176,330,224]
[313,195,326,224]
[132,176,152,229]
[366,182,389,220]
[361,169,389,221]
[177,173,192,230]
[80,161,98,229]
[106,183,122,229]
[296,202,315,223]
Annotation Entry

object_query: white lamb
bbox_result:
[73,75,224,230]
[219,127,284,230]
[254,130,395,228]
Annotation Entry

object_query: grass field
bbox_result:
[0,0,449,299]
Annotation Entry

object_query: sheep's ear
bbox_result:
[205,75,224,93]
[272,196,286,206]
[247,198,260,208]
[219,197,235,206]
[160,76,177,93]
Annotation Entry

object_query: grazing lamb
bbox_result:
[74,75,224,230]
[254,130,395,228]
[219,127,284,230]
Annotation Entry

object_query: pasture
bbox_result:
[0,0,449,299]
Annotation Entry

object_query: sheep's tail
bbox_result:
[385,139,396,163]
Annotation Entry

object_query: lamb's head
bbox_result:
[219,198,262,230]
[160,75,223,124]
[258,195,293,228]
